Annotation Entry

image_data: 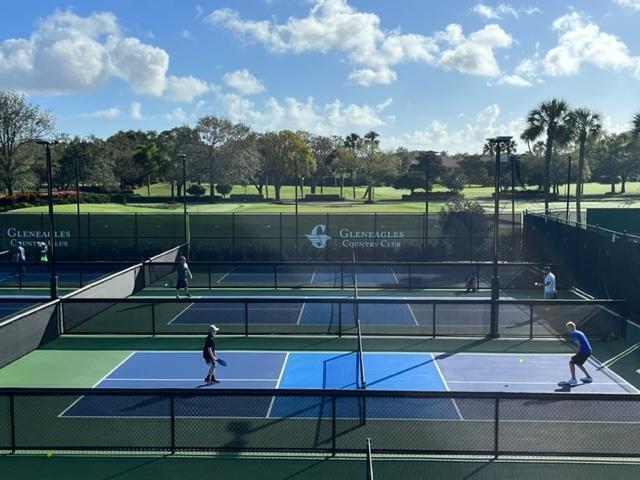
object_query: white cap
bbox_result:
[209,325,220,333]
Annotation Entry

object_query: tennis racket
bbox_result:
[216,358,227,367]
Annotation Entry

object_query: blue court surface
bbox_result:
[0,300,44,320]
[60,351,639,422]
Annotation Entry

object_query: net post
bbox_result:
[493,397,500,458]
[529,304,534,339]
[331,395,337,456]
[244,302,249,337]
[366,437,373,480]
[170,395,176,454]
[340,264,344,290]
[432,303,436,338]
[9,393,16,453]
[408,264,412,291]
[338,303,342,338]
[151,301,156,337]
[208,263,212,290]
[274,264,278,290]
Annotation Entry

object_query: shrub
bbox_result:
[215,184,233,197]
[187,184,206,196]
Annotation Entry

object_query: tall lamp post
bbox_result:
[75,154,82,260]
[177,153,188,248]
[294,156,299,259]
[565,155,572,222]
[486,136,512,338]
[35,139,59,299]
[422,151,438,258]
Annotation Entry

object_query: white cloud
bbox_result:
[165,75,211,102]
[437,24,512,76]
[386,104,525,153]
[613,0,640,11]
[80,107,121,119]
[219,93,388,134]
[165,107,188,121]
[223,69,265,95]
[130,102,142,120]
[0,9,209,100]
[472,3,541,19]
[543,12,640,78]
[206,0,512,85]
[493,74,533,87]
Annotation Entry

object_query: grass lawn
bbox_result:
[6,182,640,214]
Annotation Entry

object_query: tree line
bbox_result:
[1,91,640,214]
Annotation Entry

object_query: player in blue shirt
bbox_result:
[558,321,593,387]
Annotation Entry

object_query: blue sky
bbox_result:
[2,0,640,153]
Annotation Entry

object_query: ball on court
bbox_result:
[518,358,524,364]
[46,451,52,458]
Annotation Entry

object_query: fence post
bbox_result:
[331,395,337,456]
[208,263,212,290]
[493,398,500,458]
[338,304,342,338]
[274,264,278,290]
[151,301,156,337]
[408,264,412,291]
[245,302,249,337]
[232,213,236,261]
[340,264,344,291]
[432,303,436,338]
[9,394,16,453]
[170,395,176,454]
[529,304,534,340]
[134,213,139,259]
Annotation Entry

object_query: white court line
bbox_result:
[266,352,290,418]
[310,267,317,285]
[295,300,307,325]
[403,298,419,326]
[447,380,622,385]
[216,267,236,284]
[432,353,463,420]
[58,352,137,418]
[166,302,197,326]
[391,268,400,285]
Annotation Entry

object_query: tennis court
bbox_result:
[59,350,637,421]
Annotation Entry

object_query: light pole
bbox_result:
[565,155,572,222]
[294,156,299,259]
[422,151,438,258]
[177,153,188,248]
[75,153,81,260]
[35,139,59,299]
[487,136,512,338]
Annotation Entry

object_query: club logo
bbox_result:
[305,224,331,249]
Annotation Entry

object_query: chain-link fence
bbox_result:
[2,388,639,456]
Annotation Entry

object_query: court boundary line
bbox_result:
[58,351,137,418]
[100,378,277,382]
[432,353,463,420]
[295,301,307,325]
[166,302,198,326]
[309,267,317,285]
[266,352,290,418]
[403,298,420,326]
[215,267,236,284]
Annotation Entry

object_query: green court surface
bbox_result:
[1,454,640,480]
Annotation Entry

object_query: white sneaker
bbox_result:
[581,376,593,383]
[558,378,578,386]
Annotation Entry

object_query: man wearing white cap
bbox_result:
[203,325,220,384]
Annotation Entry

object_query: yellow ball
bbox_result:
[46,451,52,458]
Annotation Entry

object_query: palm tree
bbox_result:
[521,99,572,212]
[570,108,602,223]
[633,112,640,138]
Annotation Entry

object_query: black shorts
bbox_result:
[176,279,187,289]
[571,352,591,365]
[203,355,214,365]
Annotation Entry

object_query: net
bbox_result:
[353,253,366,390]
[144,244,189,286]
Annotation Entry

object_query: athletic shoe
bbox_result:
[212,379,220,384]
[558,378,578,386]
[186,293,191,298]
[176,294,180,299]
[581,376,593,383]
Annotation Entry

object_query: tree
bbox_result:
[591,134,626,193]
[569,108,602,222]
[259,130,314,202]
[633,112,640,138]
[215,183,233,197]
[133,143,161,196]
[300,133,338,193]
[393,171,425,194]
[0,91,55,194]
[187,184,206,196]
[107,130,155,189]
[196,116,249,200]
[458,155,490,186]
[521,99,572,212]
[156,126,205,198]
[441,168,465,193]
[331,145,358,198]
[343,133,362,198]
[411,151,446,192]
[58,136,116,190]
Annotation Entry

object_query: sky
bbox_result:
[1,0,639,153]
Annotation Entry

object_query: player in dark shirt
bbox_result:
[203,324,220,384]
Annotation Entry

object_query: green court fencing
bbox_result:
[1,387,639,457]
[524,212,640,322]
[59,296,628,340]
[0,213,523,262]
